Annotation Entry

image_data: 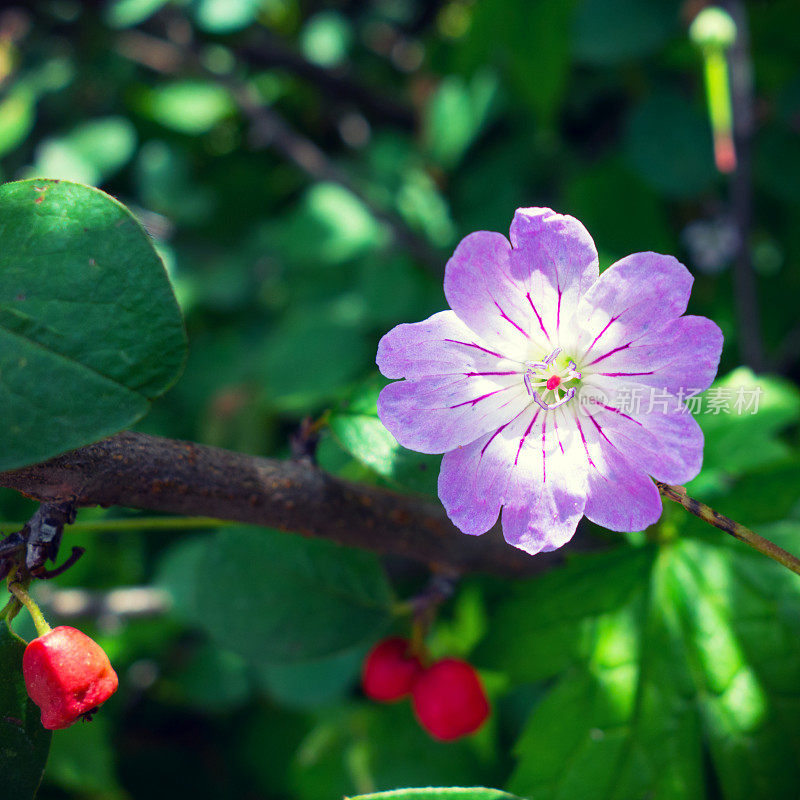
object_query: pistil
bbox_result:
[523,348,582,411]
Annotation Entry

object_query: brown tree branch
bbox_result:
[0,432,554,578]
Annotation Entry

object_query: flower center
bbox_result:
[523,348,582,411]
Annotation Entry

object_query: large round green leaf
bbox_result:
[0,179,186,470]
[194,527,393,663]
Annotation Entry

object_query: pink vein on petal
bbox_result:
[541,419,547,482]
[599,371,656,378]
[443,339,505,359]
[583,313,622,358]
[585,340,633,367]
[600,404,641,425]
[481,406,530,458]
[514,410,539,466]
[464,371,518,377]
[480,419,511,457]
[574,417,596,468]
[556,288,562,333]
[493,302,530,339]
[588,414,613,445]
[526,293,551,342]
[552,414,565,454]
[448,385,513,409]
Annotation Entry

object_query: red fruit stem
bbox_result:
[8,582,51,637]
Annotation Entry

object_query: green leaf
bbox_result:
[502,535,800,799]
[30,117,137,185]
[348,790,523,800]
[477,547,654,684]
[466,0,576,125]
[573,0,679,64]
[301,12,352,68]
[194,527,393,663]
[45,714,121,796]
[256,645,366,709]
[169,642,252,712]
[0,179,186,470]
[424,71,499,168]
[260,312,371,413]
[106,0,168,28]
[290,703,496,800]
[191,0,265,33]
[563,160,674,262]
[694,367,800,480]
[0,621,51,800]
[0,87,36,159]
[624,90,716,198]
[139,81,235,135]
[329,376,440,494]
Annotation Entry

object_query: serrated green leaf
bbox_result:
[194,527,393,663]
[695,368,800,480]
[0,621,51,800]
[476,547,654,683]
[0,179,186,470]
[505,534,800,800]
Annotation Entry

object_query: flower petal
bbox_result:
[438,407,588,553]
[590,315,723,395]
[574,416,663,531]
[443,231,537,359]
[376,310,520,380]
[577,382,704,484]
[508,208,599,344]
[378,374,529,454]
[576,252,695,366]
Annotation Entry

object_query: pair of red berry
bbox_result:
[362,637,489,741]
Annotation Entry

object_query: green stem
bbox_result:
[704,49,733,136]
[8,583,51,637]
[656,482,800,578]
[0,515,235,534]
[0,595,20,623]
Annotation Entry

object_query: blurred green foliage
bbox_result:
[1,0,800,798]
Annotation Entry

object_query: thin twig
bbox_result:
[238,29,416,129]
[656,481,800,577]
[115,30,444,274]
[724,0,765,371]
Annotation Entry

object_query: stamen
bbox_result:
[567,360,582,380]
[532,388,575,411]
[526,347,561,370]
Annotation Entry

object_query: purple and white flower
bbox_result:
[376,208,723,555]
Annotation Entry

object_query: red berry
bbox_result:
[411,658,489,741]
[23,626,119,730]
[362,637,423,702]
